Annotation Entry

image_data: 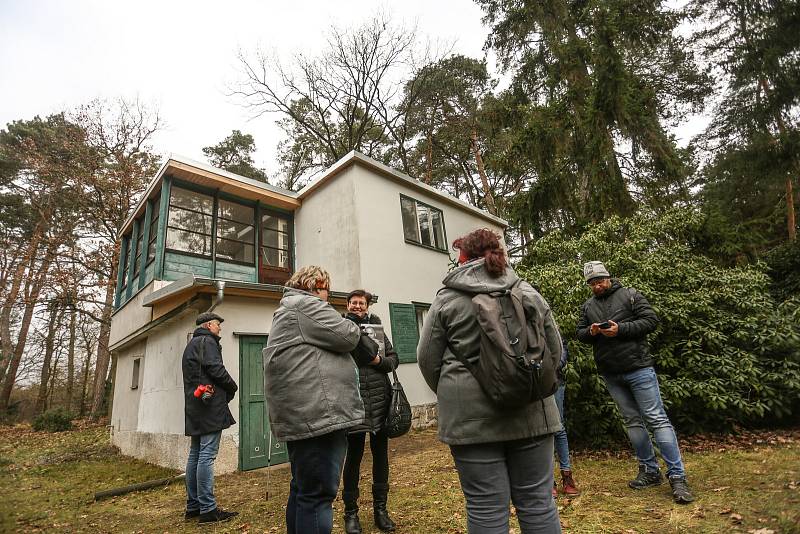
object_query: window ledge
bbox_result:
[403,239,449,254]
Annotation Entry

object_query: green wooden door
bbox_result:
[239,336,288,470]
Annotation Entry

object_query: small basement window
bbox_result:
[131,358,141,390]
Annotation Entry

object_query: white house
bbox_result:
[108,151,507,473]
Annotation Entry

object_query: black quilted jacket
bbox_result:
[345,313,399,434]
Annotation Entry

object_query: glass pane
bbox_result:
[170,186,213,214]
[217,218,254,243]
[262,214,289,233]
[261,247,289,268]
[262,228,289,249]
[417,204,432,246]
[166,228,211,255]
[168,207,212,234]
[216,239,254,263]
[400,197,419,242]
[218,199,254,225]
[430,208,445,250]
[146,241,156,264]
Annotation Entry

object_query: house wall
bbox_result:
[109,279,172,348]
[294,167,362,291]
[111,295,279,473]
[300,163,505,407]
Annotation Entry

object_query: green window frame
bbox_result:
[165,186,214,258]
[215,198,255,265]
[146,193,160,267]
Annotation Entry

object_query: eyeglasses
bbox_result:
[587,279,607,287]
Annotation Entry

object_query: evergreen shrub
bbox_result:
[517,208,800,445]
[32,408,74,432]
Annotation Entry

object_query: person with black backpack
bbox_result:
[576,261,694,504]
[418,228,563,534]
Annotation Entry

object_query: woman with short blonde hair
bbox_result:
[286,266,331,293]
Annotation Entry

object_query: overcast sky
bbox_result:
[1,0,709,181]
[1,0,492,177]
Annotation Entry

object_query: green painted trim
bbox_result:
[153,176,171,280]
[211,190,219,278]
[114,235,129,309]
[125,219,139,301]
[138,200,153,290]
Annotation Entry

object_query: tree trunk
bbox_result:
[0,225,44,384]
[470,128,497,215]
[90,275,116,420]
[65,306,77,413]
[34,304,61,415]
[79,327,94,417]
[0,242,56,411]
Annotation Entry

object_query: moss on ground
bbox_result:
[1,424,798,533]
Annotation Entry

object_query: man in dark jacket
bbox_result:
[341,289,400,534]
[182,312,239,523]
[576,261,694,504]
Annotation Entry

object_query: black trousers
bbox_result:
[341,427,390,501]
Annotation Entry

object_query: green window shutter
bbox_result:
[389,303,419,364]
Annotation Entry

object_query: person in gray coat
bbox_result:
[263,266,379,534]
[418,228,563,534]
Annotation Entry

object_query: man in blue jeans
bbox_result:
[182,312,240,523]
[576,261,694,504]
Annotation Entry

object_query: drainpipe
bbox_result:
[205,280,226,313]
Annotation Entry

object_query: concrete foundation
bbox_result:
[112,429,239,474]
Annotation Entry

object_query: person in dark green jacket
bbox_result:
[418,228,562,534]
[576,261,694,504]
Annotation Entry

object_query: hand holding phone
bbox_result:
[597,321,611,329]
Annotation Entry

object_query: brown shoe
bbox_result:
[561,469,580,496]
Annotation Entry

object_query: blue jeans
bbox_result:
[450,436,561,534]
[553,384,571,471]
[185,431,222,514]
[602,366,686,478]
[285,430,348,534]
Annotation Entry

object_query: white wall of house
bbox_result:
[294,167,362,291]
[291,162,505,406]
[111,295,280,473]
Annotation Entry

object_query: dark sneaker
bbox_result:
[198,508,238,524]
[669,476,695,504]
[628,467,663,489]
[184,509,200,520]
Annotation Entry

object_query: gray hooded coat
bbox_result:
[417,260,563,445]
[263,287,364,442]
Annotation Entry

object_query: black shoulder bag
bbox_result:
[385,370,412,438]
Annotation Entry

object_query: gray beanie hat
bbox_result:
[583,261,611,283]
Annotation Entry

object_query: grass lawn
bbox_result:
[1,423,798,533]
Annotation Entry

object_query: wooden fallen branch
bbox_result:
[94,473,185,501]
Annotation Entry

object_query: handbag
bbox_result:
[385,370,412,438]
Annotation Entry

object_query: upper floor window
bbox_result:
[400,195,447,252]
[120,234,130,292]
[216,199,255,265]
[132,220,144,278]
[166,186,213,257]
[259,212,292,284]
[146,194,160,266]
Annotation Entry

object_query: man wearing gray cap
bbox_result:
[181,312,239,523]
[576,261,694,504]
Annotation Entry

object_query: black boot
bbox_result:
[372,482,396,532]
[343,488,362,534]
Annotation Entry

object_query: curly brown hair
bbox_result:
[452,228,507,277]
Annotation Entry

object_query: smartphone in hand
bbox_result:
[598,321,611,329]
